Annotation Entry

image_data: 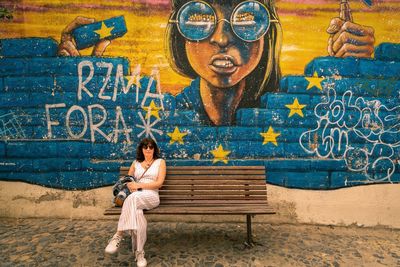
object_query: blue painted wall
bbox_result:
[0,38,399,189]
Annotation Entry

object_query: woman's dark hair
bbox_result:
[165,0,282,107]
[136,138,160,162]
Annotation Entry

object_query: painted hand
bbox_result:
[57,16,111,56]
[327,18,375,58]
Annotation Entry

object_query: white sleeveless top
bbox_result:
[133,158,163,185]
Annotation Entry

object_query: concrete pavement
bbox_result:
[1,218,400,266]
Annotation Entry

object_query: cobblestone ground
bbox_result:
[1,218,400,267]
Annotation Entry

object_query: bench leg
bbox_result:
[245,215,263,248]
[246,215,253,244]
[245,215,254,248]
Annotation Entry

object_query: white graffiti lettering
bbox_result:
[113,106,132,144]
[141,66,164,110]
[66,105,88,139]
[300,84,399,183]
[45,103,66,137]
[97,61,114,100]
[46,103,135,143]
[88,104,112,142]
[77,60,144,103]
[77,60,94,100]
[45,61,163,143]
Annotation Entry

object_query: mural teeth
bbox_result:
[213,59,233,68]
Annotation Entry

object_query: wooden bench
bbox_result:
[104,165,275,246]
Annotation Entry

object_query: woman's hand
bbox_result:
[57,16,111,56]
[327,18,375,58]
[127,182,141,192]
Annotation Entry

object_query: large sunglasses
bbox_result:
[169,0,278,42]
[143,144,154,150]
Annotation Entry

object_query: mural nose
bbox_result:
[210,19,233,48]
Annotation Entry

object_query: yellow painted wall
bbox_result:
[1,0,399,94]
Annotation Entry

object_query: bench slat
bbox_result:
[157,201,268,205]
[160,185,266,190]
[159,190,266,196]
[160,175,265,180]
[159,195,266,200]
[104,205,274,216]
[120,170,265,176]
[162,180,266,185]
[169,166,265,169]
[146,207,276,214]
[166,170,265,175]
[120,166,265,171]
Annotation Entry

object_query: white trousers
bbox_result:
[117,190,160,251]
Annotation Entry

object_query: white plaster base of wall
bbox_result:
[268,184,400,228]
[1,181,399,228]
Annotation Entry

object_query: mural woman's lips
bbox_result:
[209,54,239,75]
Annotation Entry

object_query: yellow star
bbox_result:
[305,71,324,91]
[167,127,188,145]
[285,98,307,118]
[94,22,114,39]
[142,100,161,119]
[211,144,231,164]
[260,126,281,146]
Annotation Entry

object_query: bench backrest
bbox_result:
[119,165,267,207]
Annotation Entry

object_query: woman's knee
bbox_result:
[124,192,140,204]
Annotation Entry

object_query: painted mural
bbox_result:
[0,0,399,190]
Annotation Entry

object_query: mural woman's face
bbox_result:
[184,2,264,88]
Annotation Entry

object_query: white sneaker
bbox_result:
[105,233,123,254]
[135,251,147,267]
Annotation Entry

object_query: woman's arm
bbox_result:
[127,159,166,191]
[127,160,136,176]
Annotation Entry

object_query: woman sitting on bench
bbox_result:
[105,138,166,267]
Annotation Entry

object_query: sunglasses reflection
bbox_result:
[173,0,274,42]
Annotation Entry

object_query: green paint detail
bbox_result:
[0,7,13,21]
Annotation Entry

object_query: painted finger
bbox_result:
[333,21,375,40]
[58,49,70,57]
[92,39,111,56]
[335,43,374,58]
[57,42,70,55]
[341,51,374,58]
[332,27,375,44]
[62,40,80,56]
[327,36,335,56]
[326,17,345,34]
[343,21,374,36]
[332,31,374,54]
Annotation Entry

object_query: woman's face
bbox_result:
[142,144,154,158]
[185,2,264,88]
